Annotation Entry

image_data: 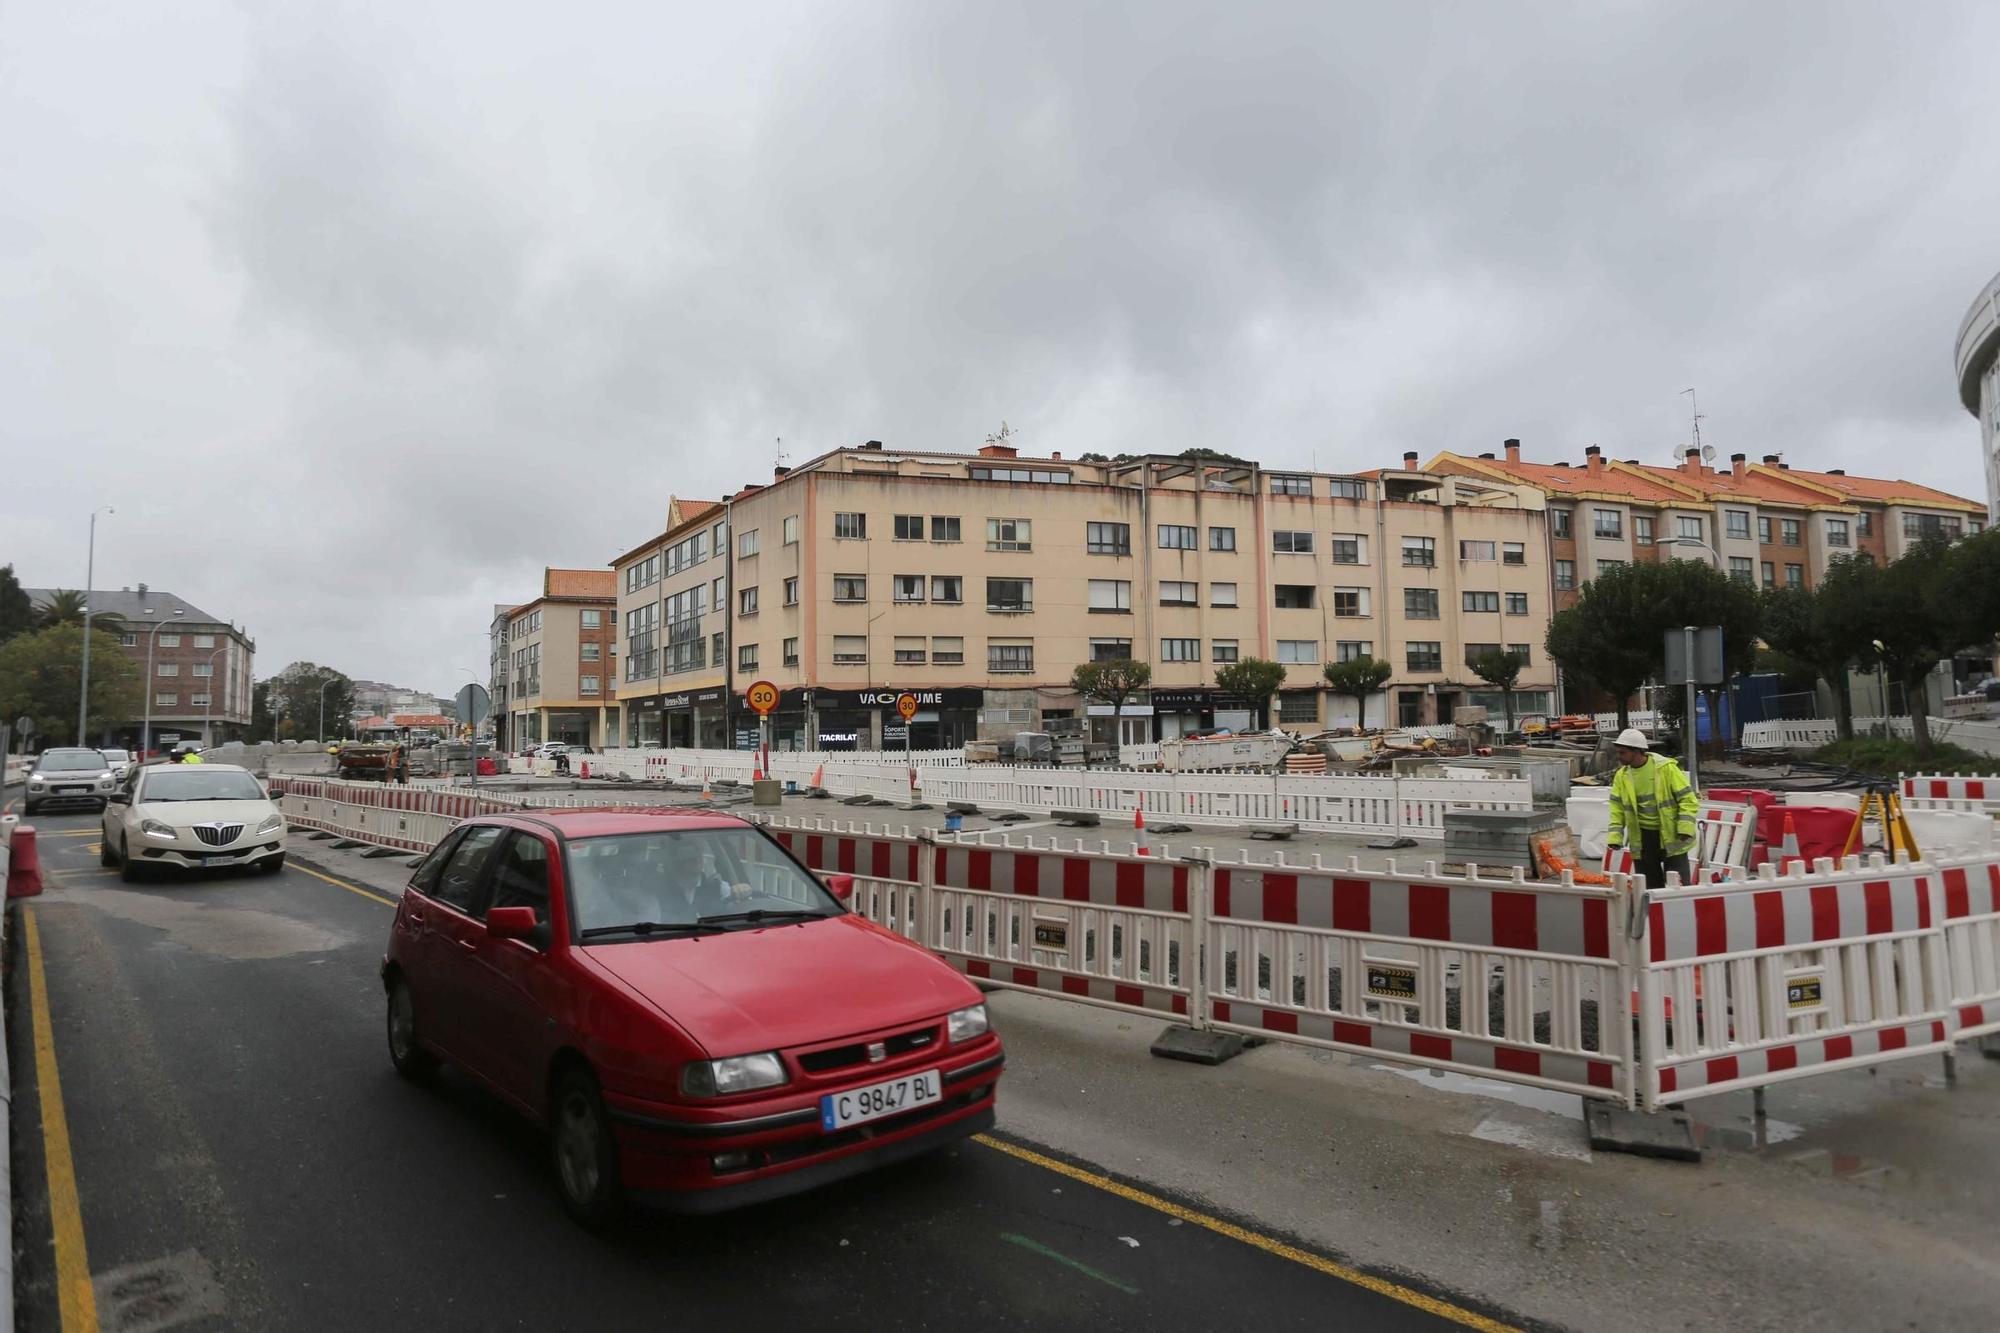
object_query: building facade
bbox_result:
[612,498,731,748]
[29,585,256,748]
[1958,269,2000,523]
[500,569,617,749]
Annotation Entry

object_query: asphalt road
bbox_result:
[6,802,1516,1333]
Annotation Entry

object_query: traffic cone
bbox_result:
[7,823,43,898]
[579,761,590,779]
[1778,813,1803,874]
[701,777,713,802]
[1134,807,1150,857]
[811,762,825,790]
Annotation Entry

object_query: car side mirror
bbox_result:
[486,906,540,940]
[824,873,855,904]
[106,791,130,805]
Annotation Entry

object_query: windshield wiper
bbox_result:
[694,908,831,928]
[577,921,719,941]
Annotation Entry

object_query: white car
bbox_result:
[100,762,288,882]
[23,748,120,816]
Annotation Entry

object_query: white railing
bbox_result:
[1740,717,2000,758]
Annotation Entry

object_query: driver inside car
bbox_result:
[687,854,752,917]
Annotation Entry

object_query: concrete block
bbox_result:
[1150,1025,1247,1066]
[1248,822,1299,840]
[1052,810,1101,827]
[304,831,335,841]
[331,839,366,850]
[1583,1101,1701,1161]
[361,846,404,859]
[947,801,982,814]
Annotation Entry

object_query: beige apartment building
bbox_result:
[660,441,1559,749]
[611,498,732,747]
[500,569,617,749]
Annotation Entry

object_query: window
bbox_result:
[1327,478,1370,500]
[1781,519,1802,546]
[1459,540,1496,562]
[1273,530,1314,554]
[579,609,601,630]
[1678,516,1703,541]
[1856,512,1872,537]
[1785,563,1804,588]
[783,515,799,545]
[1505,592,1529,616]
[1592,509,1623,539]
[1406,642,1443,672]
[193,633,215,649]
[1729,557,1754,584]
[1633,516,1655,546]
[932,636,964,665]
[931,575,963,603]
[738,529,760,558]
[1902,513,1964,541]
[157,633,180,647]
[433,826,505,913]
[1404,588,1439,619]
[932,516,962,542]
[1158,524,1197,550]
[833,636,868,665]
[784,577,799,606]
[1334,640,1374,663]
[1826,519,1850,548]
[986,578,1033,613]
[1087,522,1131,555]
[988,641,1035,673]
[155,692,178,707]
[1551,509,1573,539]
[1332,587,1369,617]
[1088,579,1131,612]
[580,674,601,694]
[1507,643,1532,664]
[1401,536,1435,567]
[1597,559,1625,574]
[1159,581,1198,607]
[582,642,601,662]
[190,694,210,708]
[1758,515,1773,544]
[712,522,727,557]
[121,632,136,647]
[783,637,799,667]
[893,575,926,603]
[894,637,926,665]
[1209,526,1236,551]
[157,662,179,677]
[987,518,1032,552]
[191,662,213,677]
[833,574,867,602]
[1278,693,1319,724]
[893,514,924,541]
[1275,585,1315,609]
[1761,561,1776,589]
[1211,639,1240,664]
[713,577,726,613]
[1464,642,1501,666]
[710,632,723,669]
[1554,560,1575,590]
[1276,640,1319,664]
[739,587,759,616]
[834,512,867,540]
[1160,638,1200,662]
[1331,535,1364,564]
[1502,542,1525,566]
[970,466,1070,483]
[1209,582,1238,607]
[1269,474,1312,496]
[1089,637,1133,662]
[1462,591,1500,613]
[490,834,550,921]
[1726,510,1751,540]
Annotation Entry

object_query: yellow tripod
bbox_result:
[1842,787,1920,861]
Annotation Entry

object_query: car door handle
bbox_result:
[455,938,479,954]
[407,911,426,928]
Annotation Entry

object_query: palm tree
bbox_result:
[35,589,121,633]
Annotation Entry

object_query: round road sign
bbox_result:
[14,715,35,738]
[895,692,920,722]
[745,680,780,716]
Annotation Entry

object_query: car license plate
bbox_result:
[819,1069,942,1132]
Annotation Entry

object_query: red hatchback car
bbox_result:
[380,808,1003,1224]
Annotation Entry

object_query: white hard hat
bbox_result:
[1614,728,1650,751]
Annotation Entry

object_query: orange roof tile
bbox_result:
[1617,462,1831,508]
[543,567,616,599]
[1427,453,1690,503]
[1750,466,1983,513]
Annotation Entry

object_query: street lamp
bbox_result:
[203,645,228,745]
[140,607,185,757]
[76,504,114,744]
[1872,638,1889,739]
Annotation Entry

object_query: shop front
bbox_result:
[812,687,982,751]
[1145,689,1258,738]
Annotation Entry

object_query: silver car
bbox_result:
[24,748,119,816]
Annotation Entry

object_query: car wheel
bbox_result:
[260,853,286,875]
[117,834,145,884]
[99,836,117,869]
[550,1070,624,1229]
[386,977,439,1081]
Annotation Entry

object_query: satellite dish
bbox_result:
[1701,445,1716,463]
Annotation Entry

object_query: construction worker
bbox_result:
[1606,727,1699,885]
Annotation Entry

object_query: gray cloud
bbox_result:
[4,1,1996,686]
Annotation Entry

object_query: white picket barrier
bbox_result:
[1901,773,2000,816]
[1940,858,2000,1042]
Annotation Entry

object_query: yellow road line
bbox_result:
[25,908,101,1332]
[291,862,397,907]
[973,1135,1518,1333]
[47,830,103,840]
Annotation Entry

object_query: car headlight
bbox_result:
[256,813,285,836]
[98,776,117,790]
[947,1003,990,1044]
[28,778,44,788]
[140,819,178,840]
[680,1052,788,1098]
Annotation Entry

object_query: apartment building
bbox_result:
[30,584,256,748]
[486,603,513,747]
[661,441,1558,749]
[500,569,617,749]
[611,498,730,747]
[1428,439,1985,608]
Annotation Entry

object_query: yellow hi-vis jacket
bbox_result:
[1606,753,1699,856]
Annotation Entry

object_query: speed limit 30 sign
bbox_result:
[744,680,780,716]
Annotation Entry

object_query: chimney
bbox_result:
[1050,451,1061,460]
[1778,463,1790,470]
[1403,451,1418,468]
[137,582,149,599]
[1730,453,1747,479]
[1681,447,1703,476]
[860,440,884,451]
[773,465,790,478]
[1827,468,1845,476]
[1584,445,1604,475]
[977,443,1017,458]
[1762,454,1780,466]
[1554,461,1571,468]
[1503,438,1521,463]
[1478,452,1495,460]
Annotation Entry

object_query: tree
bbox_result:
[1322,655,1393,731]
[1069,658,1152,765]
[0,625,143,746]
[0,565,32,645]
[1215,657,1288,730]
[262,662,359,742]
[1467,649,1526,736]
[1819,536,1973,758]
[1758,578,1875,741]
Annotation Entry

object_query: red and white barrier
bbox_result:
[1902,773,2000,817]
[1941,859,2000,1042]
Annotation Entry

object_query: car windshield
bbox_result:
[566,827,840,938]
[140,770,266,802]
[100,750,131,763]
[38,751,105,772]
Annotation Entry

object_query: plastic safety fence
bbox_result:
[1941,859,2000,1041]
[762,823,928,940]
[1202,858,1631,1101]
[1901,773,2000,815]
[268,777,556,854]
[1696,801,1758,872]
[1637,855,1954,1109]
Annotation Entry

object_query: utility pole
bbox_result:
[76,505,113,744]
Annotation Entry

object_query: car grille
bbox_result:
[795,1023,939,1074]
[192,823,246,847]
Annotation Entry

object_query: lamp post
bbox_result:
[141,607,185,757]
[203,645,228,745]
[76,504,114,744]
[1872,639,1889,739]
[1663,537,1727,780]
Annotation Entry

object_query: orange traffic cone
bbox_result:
[1777,813,1803,874]
[811,762,826,790]
[1134,807,1150,857]
[579,760,590,779]
[701,777,713,802]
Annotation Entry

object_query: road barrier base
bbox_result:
[1150,1025,1247,1066]
[1982,1034,2000,1060]
[1584,1102,1700,1162]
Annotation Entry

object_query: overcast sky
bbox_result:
[5,2,1997,690]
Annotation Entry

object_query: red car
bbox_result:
[380,808,1002,1224]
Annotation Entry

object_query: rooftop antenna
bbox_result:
[1681,388,1713,463]
[986,421,1015,448]
[775,436,788,469]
